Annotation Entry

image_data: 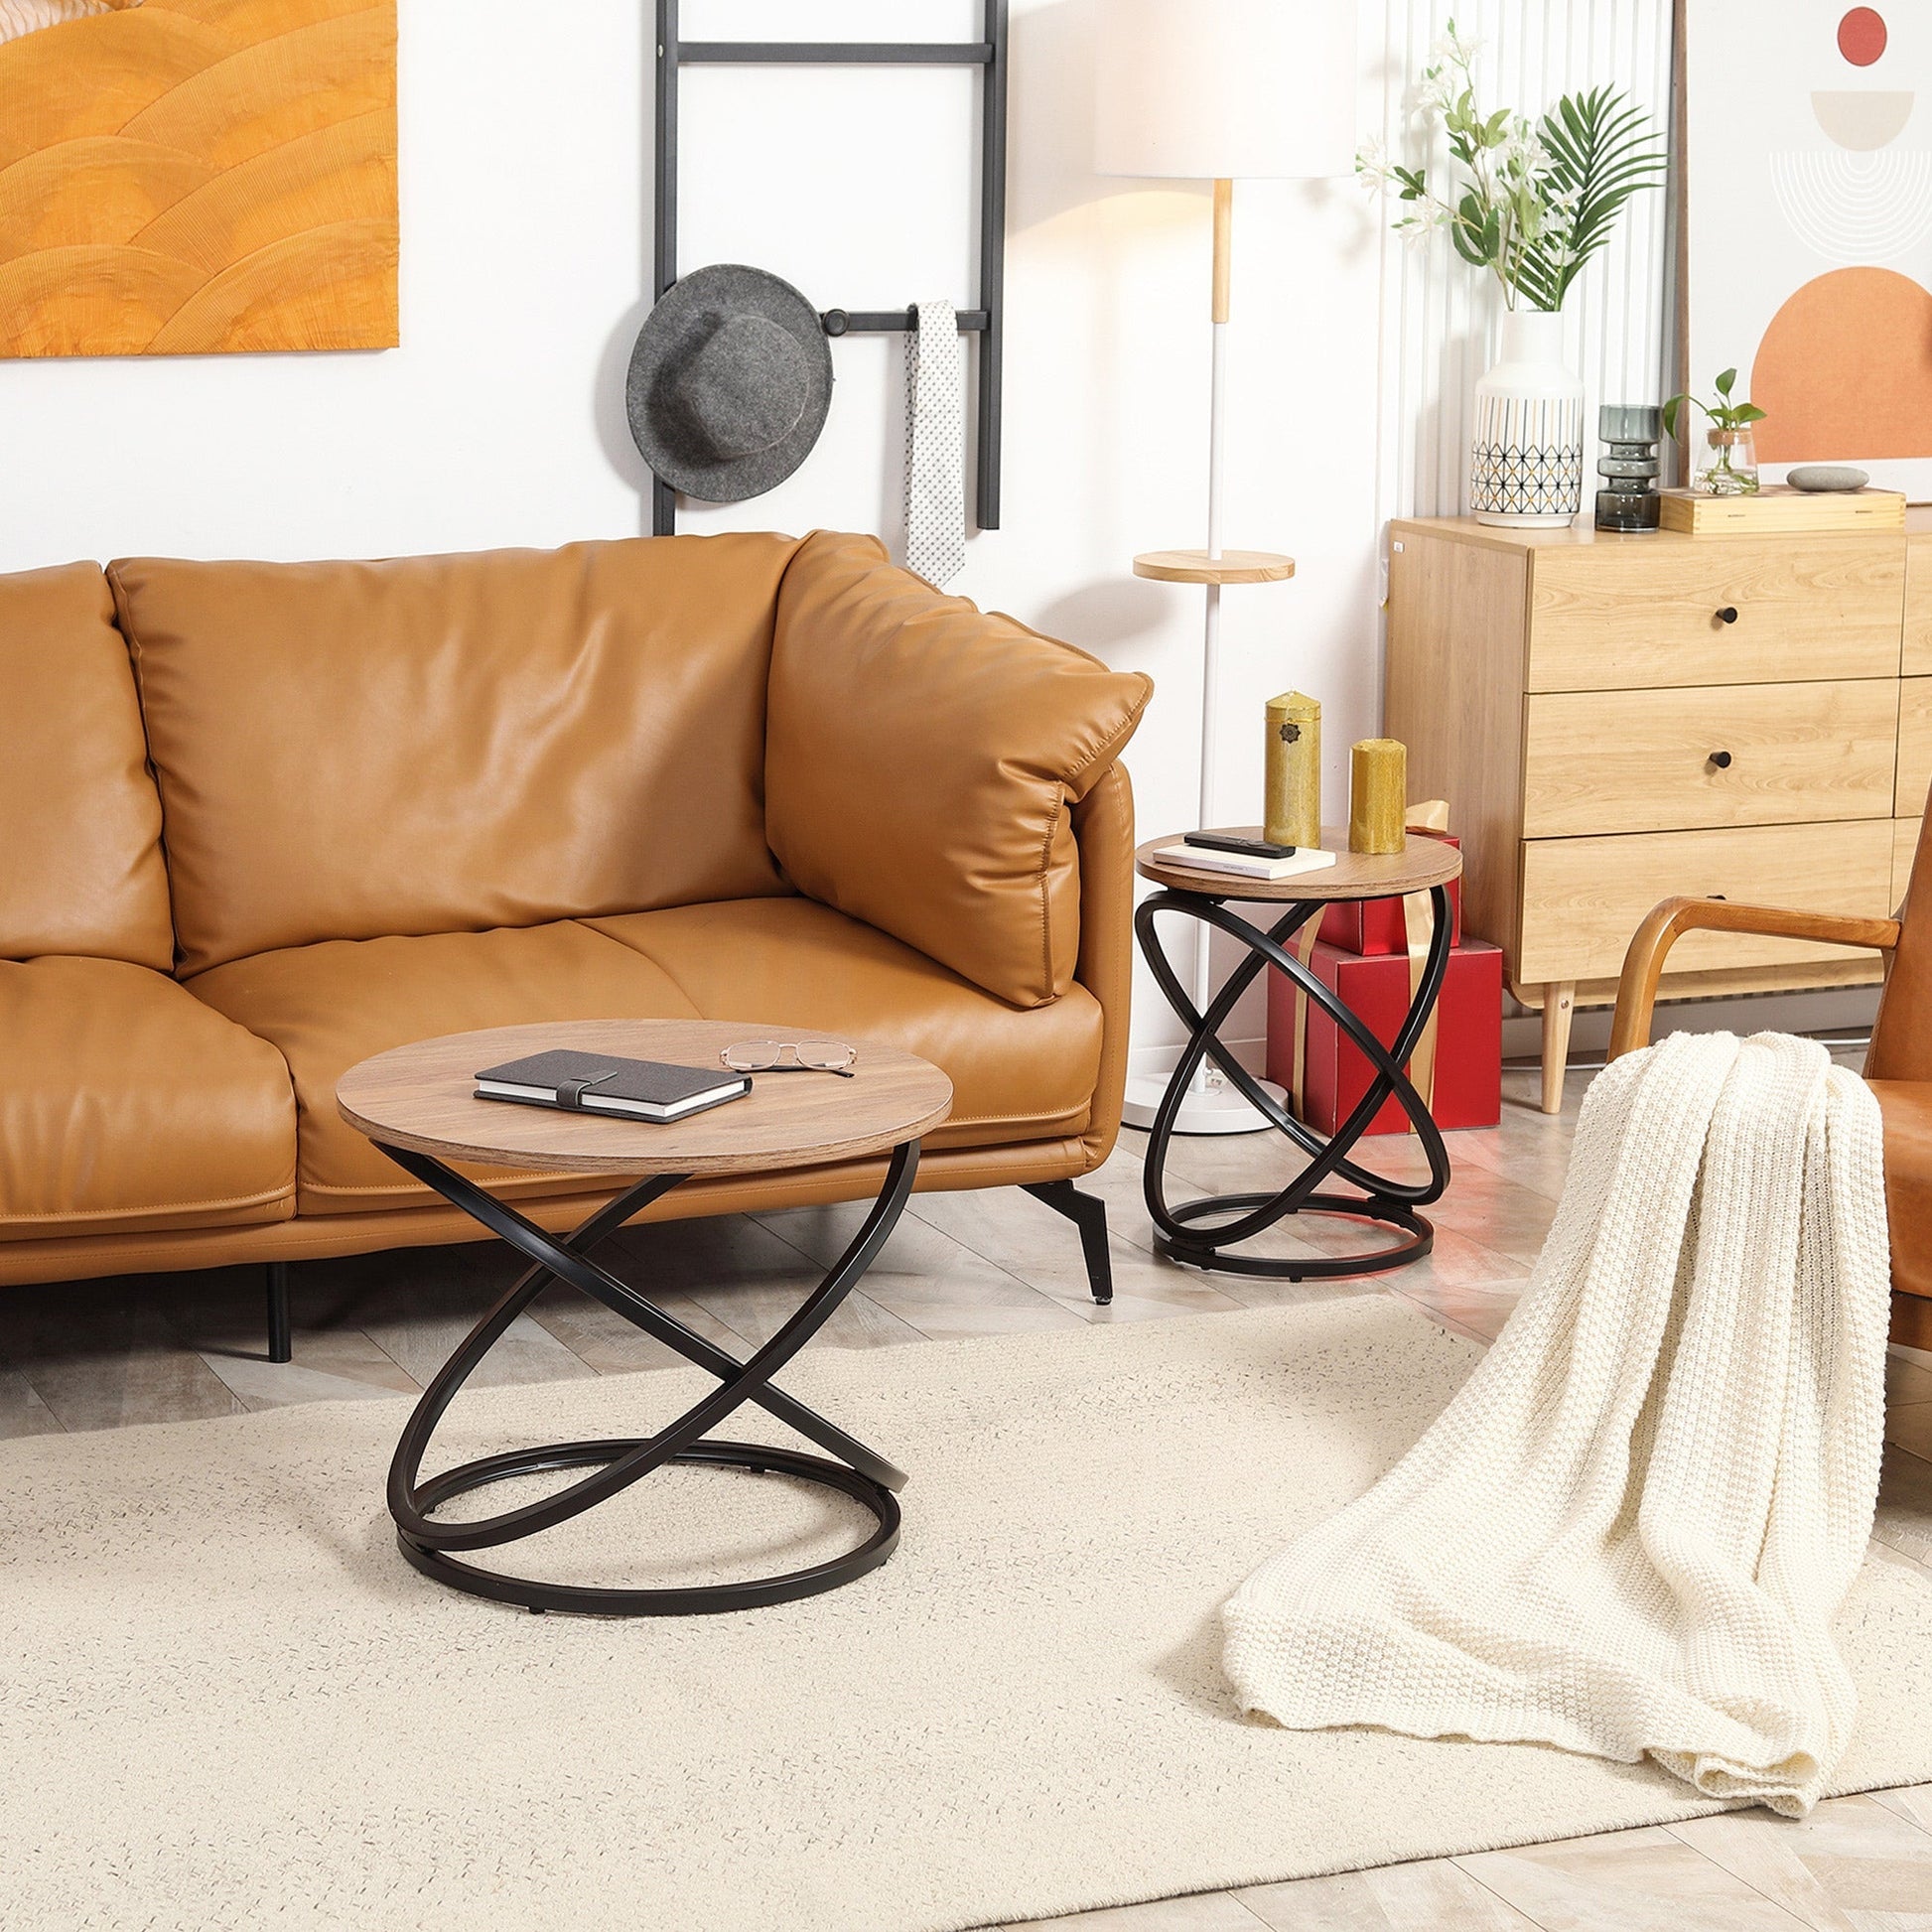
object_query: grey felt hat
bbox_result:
[625,264,833,503]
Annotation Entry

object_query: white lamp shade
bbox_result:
[1094,0,1359,182]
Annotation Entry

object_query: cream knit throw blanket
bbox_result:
[1224,1031,1891,1818]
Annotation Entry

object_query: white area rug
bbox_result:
[4,1298,1930,1932]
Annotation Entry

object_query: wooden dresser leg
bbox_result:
[1541,983,1576,1116]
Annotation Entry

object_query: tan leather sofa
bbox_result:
[1,531,1152,1357]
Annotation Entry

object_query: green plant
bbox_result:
[1358,22,1668,313]
[1662,367,1766,443]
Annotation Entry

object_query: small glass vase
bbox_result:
[1698,428,1759,496]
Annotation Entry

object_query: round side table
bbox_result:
[337,1019,952,1617]
[1135,827,1462,1280]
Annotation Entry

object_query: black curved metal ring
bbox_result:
[1134,884,1454,1279]
[375,1139,919,1615]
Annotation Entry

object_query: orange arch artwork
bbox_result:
[1755,267,1932,461]
[0,0,398,357]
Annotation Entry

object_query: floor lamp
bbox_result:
[1096,0,1358,1135]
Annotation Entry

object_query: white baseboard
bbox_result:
[1498,982,1880,1063]
[1130,985,1882,1089]
[1127,1035,1271,1086]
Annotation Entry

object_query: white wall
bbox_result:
[0,0,1393,1056]
[0,1,1696,1057]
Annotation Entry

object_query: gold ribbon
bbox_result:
[1288,799,1449,1129]
[1286,915,1324,1121]
[1401,800,1449,1133]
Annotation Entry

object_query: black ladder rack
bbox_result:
[651,0,1008,536]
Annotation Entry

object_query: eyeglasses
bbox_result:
[720,1039,858,1078]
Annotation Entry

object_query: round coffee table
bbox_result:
[1135,827,1461,1279]
[337,1019,952,1617]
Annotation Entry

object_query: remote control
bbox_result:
[1183,831,1298,859]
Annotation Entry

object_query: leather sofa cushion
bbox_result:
[590,897,1103,1149]
[0,958,294,1240]
[0,564,173,969]
[111,536,802,975]
[766,532,1152,1009]
[188,920,704,1214]
[1870,1080,1932,1301]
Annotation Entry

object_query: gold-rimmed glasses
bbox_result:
[720,1039,857,1078]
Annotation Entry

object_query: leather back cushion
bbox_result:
[111,536,802,974]
[767,533,1153,1009]
[0,563,173,970]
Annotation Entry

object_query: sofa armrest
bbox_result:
[1607,897,1900,1063]
[766,532,1153,1009]
[1072,760,1137,1163]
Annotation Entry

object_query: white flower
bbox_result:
[1356,134,1394,189]
[1432,19,1481,70]
[1394,204,1452,247]
[1412,67,1457,118]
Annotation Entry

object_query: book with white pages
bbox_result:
[1155,844,1339,884]
[474,1048,751,1123]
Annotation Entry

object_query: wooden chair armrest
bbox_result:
[1606,897,1900,1063]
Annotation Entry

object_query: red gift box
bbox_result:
[1267,936,1502,1137]
[1317,832,1463,954]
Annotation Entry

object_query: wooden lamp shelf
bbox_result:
[1133,549,1296,587]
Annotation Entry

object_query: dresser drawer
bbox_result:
[1527,538,1904,692]
[1908,532,1932,675]
[1518,820,1895,984]
[1523,680,1897,837]
[1899,676,1932,820]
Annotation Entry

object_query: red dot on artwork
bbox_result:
[1839,7,1887,66]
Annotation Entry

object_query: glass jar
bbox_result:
[1698,427,1760,496]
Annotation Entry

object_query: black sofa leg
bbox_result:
[1024,1181,1114,1306]
[266,1261,292,1364]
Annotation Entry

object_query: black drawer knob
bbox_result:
[1717,606,1739,624]
[1709,750,1733,769]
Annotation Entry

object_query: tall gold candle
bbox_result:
[1349,738,1408,854]
[1264,691,1321,848]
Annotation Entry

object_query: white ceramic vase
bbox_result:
[1469,309,1586,528]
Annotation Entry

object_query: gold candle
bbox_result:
[1264,691,1321,848]
[1349,738,1408,854]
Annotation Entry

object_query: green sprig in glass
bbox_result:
[1664,369,1766,496]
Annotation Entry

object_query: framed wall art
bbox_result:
[1683,2,1932,496]
[0,0,398,359]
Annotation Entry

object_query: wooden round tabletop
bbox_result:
[1133,548,1297,587]
[337,1020,954,1177]
[1136,826,1463,901]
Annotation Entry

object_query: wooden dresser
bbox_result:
[1385,512,1932,1112]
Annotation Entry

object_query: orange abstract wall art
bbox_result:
[0,0,398,358]
[1684,2,1932,497]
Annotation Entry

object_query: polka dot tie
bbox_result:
[903,300,966,588]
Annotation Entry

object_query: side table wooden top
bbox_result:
[1137,827,1463,901]
[337,1020,954,1176]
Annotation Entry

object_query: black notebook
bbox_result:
[474,1049,751,1124]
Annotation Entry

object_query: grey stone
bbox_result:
[1787,464,1870,492]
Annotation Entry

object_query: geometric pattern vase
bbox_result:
[1469,310,1586,528]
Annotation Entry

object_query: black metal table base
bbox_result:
[1136,888,1454,1280]
[376,1140,918,1616]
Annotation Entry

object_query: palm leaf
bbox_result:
[1532,83,1669,307]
